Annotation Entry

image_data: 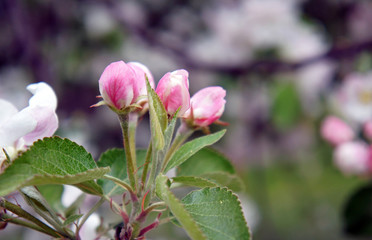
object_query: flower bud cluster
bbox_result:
[321,115,372,176]
[97,60,226,128]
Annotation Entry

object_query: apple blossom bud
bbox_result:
[364,121,372,141]
[334,141,370,175]
[156,69,190,116]
[98,61,138,110]
[127,62,155,105]
[184,86,226,127]
[320,116,354,146]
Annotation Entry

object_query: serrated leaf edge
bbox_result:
[182,187,252,240]
[201,171,246,192]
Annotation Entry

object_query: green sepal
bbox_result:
[146,77,168,150]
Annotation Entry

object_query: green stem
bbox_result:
[0,198,61,238]
[103,175,134,194]
[158,216,175,226]
[1,213,61,238]
[102,195,123,215]
[143,148,160,209]
[119,113,138,193]
[141,143,152,191]
[142,202,166,214]
[77,197,105,233]
[161,124,193,172]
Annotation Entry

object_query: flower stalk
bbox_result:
[119,113,138,193]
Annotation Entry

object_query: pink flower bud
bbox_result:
[127,62,155,105]
[334,141,370,175]
[364,121,372,141]
[184,86,226,127]
[320,116,354,146]
[156,69,190,116]
[99,61,138,110]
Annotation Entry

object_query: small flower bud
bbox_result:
[184,86,226,127]
[98,61,138,110]
[320,116,354,146]
[333,141,370,176]
[156,69,190,116]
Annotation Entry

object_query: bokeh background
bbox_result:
[2,0,372,239]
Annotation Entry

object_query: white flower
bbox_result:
[333,72,372,125]
[0,82,58,164]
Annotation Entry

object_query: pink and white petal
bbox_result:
[0,108,37,148]
[27,82,58,110]
[0,99,18,125]
[23,106,58,145]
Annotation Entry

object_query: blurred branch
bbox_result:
[1,0,54,84]
[106,0,372,75]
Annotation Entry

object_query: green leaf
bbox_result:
[164,130,226,173]
[0,137,109,197]
[176,148,245,191]
[64,194,85,218]
[182,187,251,240]
[20,186,56,214]
[163,110,179,151]
[37,185,64,212]
[156,174,207,240]
[171,176,218,189]
[20,186,65,230]
[177,147,235,176]
[201,172,245,192]
[343,183,372,236]
[146,77,168,150]
[63,214,83,226]
[97,148,146,195]
[271,81,301,129]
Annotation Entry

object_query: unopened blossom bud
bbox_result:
[184,86,226,127]
[127,62,155,105]
[320,116,354,146]
[156,69,190,116]
[334,141,370,176]
[98,61,138,111]
[364,121,372,141]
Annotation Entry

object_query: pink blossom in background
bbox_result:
[364,121,372,141]
[0,82,58,164]
[321,116,354,146]
[156,69,190,116]
[184,86,226,127]
[99,61,138,110]
[333,141,370,176]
